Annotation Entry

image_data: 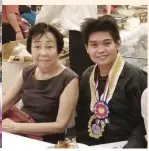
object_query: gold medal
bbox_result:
[88,115,105,139]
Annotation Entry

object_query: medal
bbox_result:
[88,102,109,139]
[94,101,109,119]
[88,67,110,139]
[88,115,105,139]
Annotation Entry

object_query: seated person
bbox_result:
[76,15,147,148]
[2,23,79,144]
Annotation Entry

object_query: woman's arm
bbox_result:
[2,70,24,115]
[6,6,23,40]
[12,78,79,135]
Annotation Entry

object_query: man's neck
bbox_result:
[98,64,113,77]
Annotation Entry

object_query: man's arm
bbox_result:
[123,70,147,148]
[36,5,64,24]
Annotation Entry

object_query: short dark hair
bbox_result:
[81,15,120,45]
[27,23,64,54]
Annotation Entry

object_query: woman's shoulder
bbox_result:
[59,67,79,88]
[23,64,36,73]
[63,67,79,79]
[22,64,36,80]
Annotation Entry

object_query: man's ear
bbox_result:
[85,44,89,54]
[117,40,121,52]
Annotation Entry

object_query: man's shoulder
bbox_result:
[82,65,95,79]
[123,62,147,78]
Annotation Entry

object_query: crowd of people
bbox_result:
[2,5,148,148]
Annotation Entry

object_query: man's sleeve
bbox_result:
[123,70,147,148]
[36,5,64,24]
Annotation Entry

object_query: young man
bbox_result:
[76,15,147,148]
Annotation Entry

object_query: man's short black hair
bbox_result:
[81,15,120,45]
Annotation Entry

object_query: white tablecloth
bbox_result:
[2,132,53,149]
[2,132,89,149]
[90,140,127,148]
[3,131,128,149]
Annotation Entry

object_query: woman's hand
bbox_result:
[2,118,19,134]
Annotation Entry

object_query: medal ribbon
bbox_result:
[94,74,110,123]
[95,75,109,103]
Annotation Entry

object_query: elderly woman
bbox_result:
[2,23,79,144]
[76,15,147,148]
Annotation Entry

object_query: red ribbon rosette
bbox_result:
[94,102,109,119]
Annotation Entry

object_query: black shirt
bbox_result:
[76,62,147,148]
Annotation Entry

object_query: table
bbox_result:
[3,131,129,149]
[90,140,127,148]
[2,132,53,149]
[2,132,89,149]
